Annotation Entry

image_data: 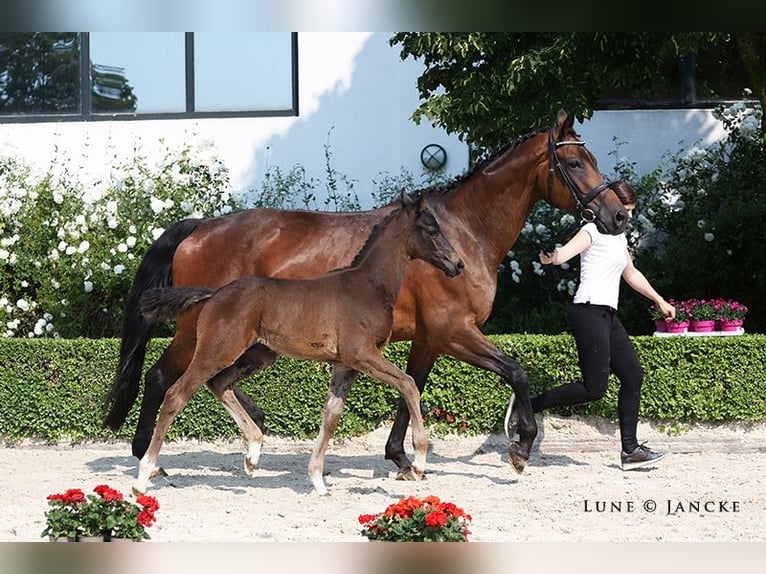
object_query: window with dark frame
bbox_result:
[597,42,753,110]
[0,32,298,122]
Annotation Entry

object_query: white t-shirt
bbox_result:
[572,222,628,310]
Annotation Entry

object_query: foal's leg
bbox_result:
[385,341,438,478]
[133,313,267,460]
[348,349,428,480]
[206,343,276,433]
[133,361,218,495]
[308,364,358,496]
[207,344,278,475]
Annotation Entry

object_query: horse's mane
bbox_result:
[348,205,403,267]
[391,126,550,202]
[346,127,551,269]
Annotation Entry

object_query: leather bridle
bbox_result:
[547,128,617,231]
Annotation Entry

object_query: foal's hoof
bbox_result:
[244,458,257,477]
[508,443,528,474]
[395,467,424,481]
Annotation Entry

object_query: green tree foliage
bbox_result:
[390,33,765,153]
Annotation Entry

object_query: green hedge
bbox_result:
[1,335,765,442]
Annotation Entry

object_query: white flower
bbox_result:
[78,240,90,253]
[53,192,64,204]
[697,220,706,228]
[117,243,128,253]
[114,264,125,275]
[84,281,93,293]
[126,236,136,248]
[65,245,76,255]
[151,227,165,240]
[704,233,715,242]
[150,196,166,214]
[16,299,30,311]
[0,248,9,261]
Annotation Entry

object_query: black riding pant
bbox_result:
[530,303,643,453]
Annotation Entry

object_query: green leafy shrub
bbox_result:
[1,335,763,444]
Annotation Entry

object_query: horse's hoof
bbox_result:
[244,458,256,476]
[149,467,168,479]
[508,443,528,474]
[131,484,146,497]
[395,467,423,481]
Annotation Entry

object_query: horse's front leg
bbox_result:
[350,350,429,481]
[385,341,438,479]
[440,326,537,473]
[308,364,358,495]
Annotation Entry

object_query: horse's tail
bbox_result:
[102,218,201,431]
[139,287,215,322]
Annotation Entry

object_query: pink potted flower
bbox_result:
[717,299,748,331]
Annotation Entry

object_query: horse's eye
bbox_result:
[566,158,582,170]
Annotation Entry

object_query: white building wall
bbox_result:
[0,33,730,209]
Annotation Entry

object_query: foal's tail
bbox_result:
[139,287,215,322]
[102,219,200,431]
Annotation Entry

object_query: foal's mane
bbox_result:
[348,204,403,267]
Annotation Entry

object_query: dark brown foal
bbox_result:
[132,193,463,495]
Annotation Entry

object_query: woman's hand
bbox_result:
[539,249,556,265]
[657,299,676,321]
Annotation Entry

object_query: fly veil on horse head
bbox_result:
[105,109,627,481]
[131,191,463,495]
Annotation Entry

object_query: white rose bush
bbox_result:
[0,139,239,339]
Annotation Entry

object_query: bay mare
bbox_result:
[132,193,463,495]
[105,110,629,476]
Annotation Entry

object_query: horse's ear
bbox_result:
[554,109,575,138]
[400,189,417,208]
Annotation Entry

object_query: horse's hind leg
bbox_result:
[132,330,195,460]
[207,344,278,474]
[308,364,358,496]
